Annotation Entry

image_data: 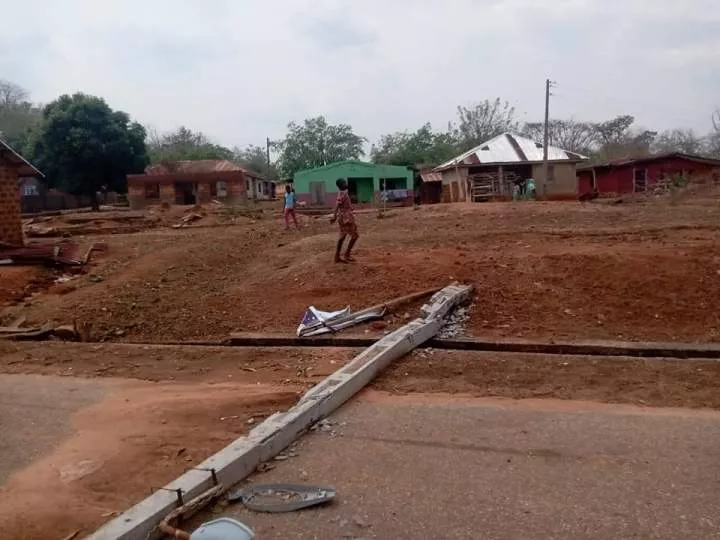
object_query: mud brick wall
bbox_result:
[126,171,251,209]
[0,163,23,245]
[196,182,211,204]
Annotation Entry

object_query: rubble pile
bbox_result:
[437,305,470,339]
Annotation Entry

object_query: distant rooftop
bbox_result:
[145,160,264,178]
[436,133,588,170]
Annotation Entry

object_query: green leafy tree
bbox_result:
[233,144,279,179]
[0,79,42,150]
[371,123,458,168]
[276,116,366,177]
[454,98,519,149]
[28,93,148,210]
[147,126,233,163]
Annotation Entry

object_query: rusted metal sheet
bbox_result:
[145,160,260,176]
[0,240,104,267]
[420,171,443,183]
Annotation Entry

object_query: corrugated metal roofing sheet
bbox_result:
[436,133,588,170]
[577,152,720,171]
[145,160,263,177]
[420,171,443,182]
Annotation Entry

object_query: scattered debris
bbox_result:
[0,239,104,267]
[0,322,54,341]
[437,305,470,339]
[172,212,204,229]
[53,324,80,341]
[310,419,334,433]
[256,463,276,473]
[296,288,441,337]
[297,305,385,337]
[228,483,337,513]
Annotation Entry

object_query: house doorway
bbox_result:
[175,182,197,205]
[633,168,647,193]
[309,181,327,205]
[348,177,374,204]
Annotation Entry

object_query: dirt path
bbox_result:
[0,375,299,540]
[0,341,357,383]
[373,350,720,409]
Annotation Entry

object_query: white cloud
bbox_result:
[1,0,718,149]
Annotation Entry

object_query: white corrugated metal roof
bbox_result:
[436,133,587,170]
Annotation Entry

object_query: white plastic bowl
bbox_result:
[189,518,255,540]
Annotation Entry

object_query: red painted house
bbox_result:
[578,153,720,196]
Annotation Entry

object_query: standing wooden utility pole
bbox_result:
[542,78,552,195]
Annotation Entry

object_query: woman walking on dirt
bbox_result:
[283,184,299,230]
[330,178,359,263]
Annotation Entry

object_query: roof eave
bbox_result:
[0,139,44,178]
[435,158,586,171]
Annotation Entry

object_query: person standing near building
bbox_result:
[330,178,359,263]
[526,177,537,200]
[283,184,299,230]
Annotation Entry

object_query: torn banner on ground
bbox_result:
[296,305,386,337]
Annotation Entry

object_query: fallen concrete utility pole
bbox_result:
[87,283,472,540]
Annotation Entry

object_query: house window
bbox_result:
[23,184,39,196]
[145,183,160,199]
[547,165,556,182]
[633,168,647,192]
[210,182,218,197]
[217,181,228,197]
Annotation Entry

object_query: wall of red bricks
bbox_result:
[0,163,23,245]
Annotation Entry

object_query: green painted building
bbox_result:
[293,161,414,207]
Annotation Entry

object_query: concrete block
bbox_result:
[87,284,472,540]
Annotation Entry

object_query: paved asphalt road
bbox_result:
[219,393,720,540]
[0,374,106,485]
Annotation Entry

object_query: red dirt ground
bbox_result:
[0,343,357,540]
[0,378,299,540]
[373,349,720,409]
[0,267,55,307]
[4,199,720,343]
[2,198,720,538]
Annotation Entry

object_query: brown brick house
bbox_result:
[0,139,43,245]
[126,160,268,209]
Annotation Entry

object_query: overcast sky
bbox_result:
[2,0,719,150]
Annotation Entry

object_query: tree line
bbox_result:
[1,78,719,208]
